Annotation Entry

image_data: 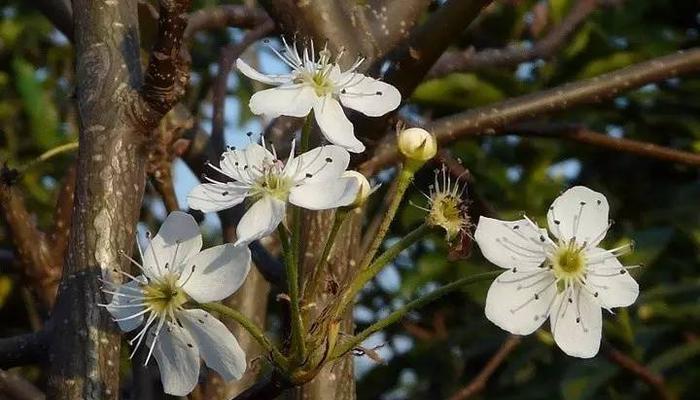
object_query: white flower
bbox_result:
[236,39,402,153]
[102,212,252,396]
[397,127,437,162]
[474,186,639,358]
[187,141,360,244]
[341,171,377,208]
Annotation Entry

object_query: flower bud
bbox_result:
[398,127,437,163]
[342,171,372,207]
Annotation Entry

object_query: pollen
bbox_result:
[143,273,188,315]
[551,244,586,281]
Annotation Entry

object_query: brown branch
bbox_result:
[360,48,700,175]
[185,5,270,40]
[448,336,521,400]
[0,369,46,400]
[429,0,598,78]
[605,345,674,400]
[0,170,60,310]
[35,0,73,40]
[138,0,192,126]
[48,165,76,265]
[512,122,700,166]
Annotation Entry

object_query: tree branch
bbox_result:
[185,5,270,40]
[360,48,700,175]
[448,336,521,400]
[511,122,700,166]
[605,344,673,400]
[429,0,598,78]
[35,0,73,40]
[0,330,49,369]
[138,0,192,127]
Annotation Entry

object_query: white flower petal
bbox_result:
[585,248,639,309]
[235,196,286,245]
[289,177,359,210]
[485,270,557,335]
[187,183,249,213]
[283,145,350,184]
[180,243,252,303]
[150,322,200,396]
[474,216,548,270]
[236,58,291,85]
[313,96,365,153]
[547,186,609,246]
[143,212,203,278]
[220,144,274,183]
[180,309,247,381]
[550,287,602,358]
[339,75,401,117]
[106,280,145,332]
[249,85,316,118]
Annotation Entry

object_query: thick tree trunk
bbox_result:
[46,1,147,398]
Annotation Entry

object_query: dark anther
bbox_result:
[222,191,229,196]
[234,162,239,166]
[305,173,313,178]
[620,270,626,274]
[164,263,169,269]
[597,199,602,205]
[512,267,518,273]
[187,343,193,348]
[246,131,253,137]
[341,89,347,94]
[580,201,586,205]
[325,157,333,163]
[220,155,225,161]
[198,319,204,324]
[594,292,599,297]
[540,235,546,242]
[554,220,561,225]
[568,298,573,303]
[513,225,519,230]
[375,91,382,95]
[576,317,581,323]
[263,39,270,44]
[534,294,539,300]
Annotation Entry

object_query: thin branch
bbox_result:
[35,0,73,40]
[448,336,521,400]
[360,48,700,175]
[429,0,598,78]
[138,0,192,127]
[0,330,49,369]
[605,344,674,400]
[48,165,76,262]
[511,122,700,166]
[0,369,46,400]
[185,5,270,40]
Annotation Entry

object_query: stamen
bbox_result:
[144,317,167,366]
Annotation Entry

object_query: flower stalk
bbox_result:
[303,208,350,302]
[278,225,306,362]
[198,302,289,370]
[330,271,500,360]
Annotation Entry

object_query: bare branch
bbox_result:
[138,0,192,127]
[0,369,46,400]
[35,0,73,40]
[360,48,700,175]
[185,5,270,40]
[48,165,76,264]
[448,336,521,400]
[429,0,598,78]
[0,330,49,369]
[605,344,673,400]
[512,122,700,167]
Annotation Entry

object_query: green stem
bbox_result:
[337,223,430,314]
[299,111,313,153]
[20,141,79,171]
[279,224,306,361]
[198,302,288,370]
[303,209,349,301]
[358,166,414,271]
[330,271,500,359]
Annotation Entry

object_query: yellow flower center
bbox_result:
[143,273,188,315]
[428,192,468,241]
[551,244,586,281]
[250,172,292,202]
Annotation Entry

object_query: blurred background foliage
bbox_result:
[1,0,699,399]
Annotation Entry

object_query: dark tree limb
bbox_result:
[605,344,673,400]
[511,122,700,166]
[35,0,73,40]
[0,330,49,369]
[185,5,270,40]
[48,165,76,266]
[429,0,598,78]
[232,373,291,400]
[360,48,700,175]
[448,336,521,400]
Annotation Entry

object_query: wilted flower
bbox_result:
[474,186,639,358]
[415,165,470,242]
[102,212,251,396]
[187,141,360,244]
[397,127,437,165]
[236,38,402,153]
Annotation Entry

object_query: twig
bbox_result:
[0,330,49,369]
[429,0,598,78]
[360,48,700,175]
[605,344,674,400]
[512,122,700,167]
[185,5,270,40]
[0,369,46,400]
[448,336,522,400]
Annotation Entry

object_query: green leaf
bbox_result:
[412,73,505,109]
[12,57,60,150]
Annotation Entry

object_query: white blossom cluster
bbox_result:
[102,39,640,396]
